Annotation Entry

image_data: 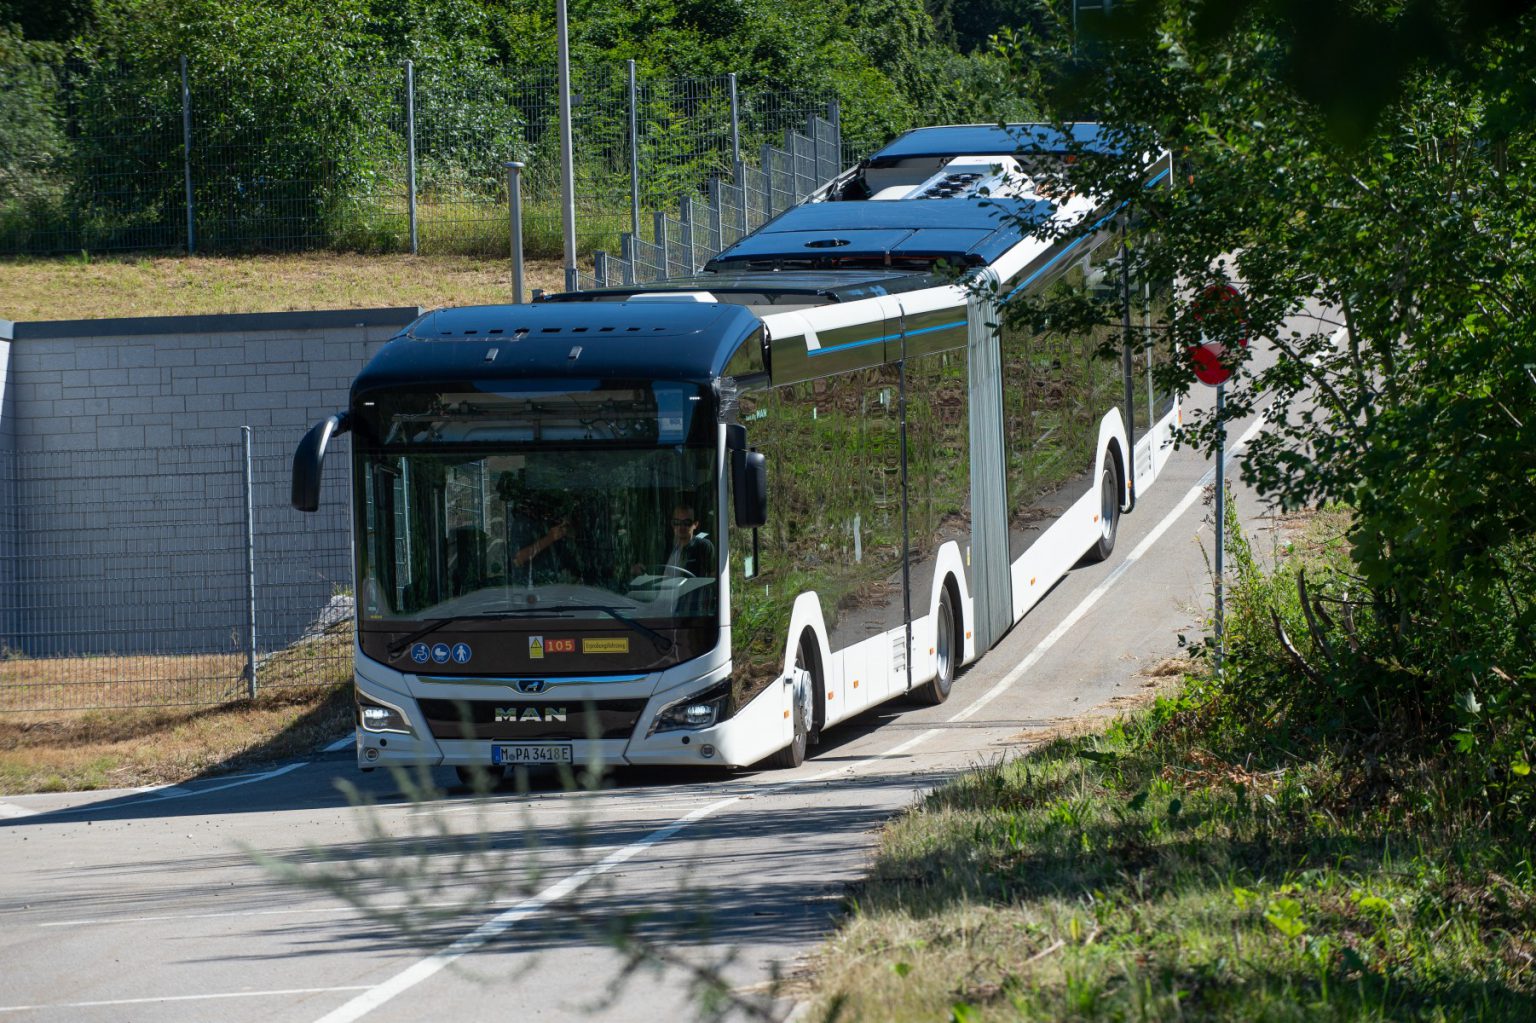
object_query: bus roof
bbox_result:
[867,123,1116,165]
[705,197,1051,270]
[353,302,764,396]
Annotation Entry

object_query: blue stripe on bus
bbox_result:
[805,317,968,357]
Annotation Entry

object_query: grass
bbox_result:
[803,508,1536,1022]
[0,629,354,794]
[0,251,572,321]
[806,707,1536,1022]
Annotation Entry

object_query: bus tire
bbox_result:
[914,586,957,705]
[767,639,813,769]
[1088,454,1121,563]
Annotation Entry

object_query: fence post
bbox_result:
[180,56,195,255]
[506,161,526,304]
[681,197,696,273]
[405,60,419,255]
[808,114,821,192]
[594,251,609,287]
[240,426,258,700]
[628,60,641,241]
[761,143,774,215]
[728,72,741,169]
[733,160,749,240]
[708,178,723,255]
[829,97,842,170]
[654,210,669,277]
[620,233,636,285]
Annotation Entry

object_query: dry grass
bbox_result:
[0,252,571,321]
[0,630,355,794]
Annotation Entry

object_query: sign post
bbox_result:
[1189,283,1246,673]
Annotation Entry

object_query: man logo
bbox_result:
[495,706,568,723]
[515,679,548,694]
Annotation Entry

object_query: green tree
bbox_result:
[999,1,1536,767]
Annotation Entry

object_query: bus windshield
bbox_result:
[355,382,720,634]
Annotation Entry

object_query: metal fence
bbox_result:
[0,55,854,259]
[0,429,353,712]
[587,113,843,289]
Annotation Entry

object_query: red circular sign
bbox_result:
[1189,283,1247,387]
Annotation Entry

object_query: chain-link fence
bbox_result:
[0,430,353,713]
[0,55,854,259]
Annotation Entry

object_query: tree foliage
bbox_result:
[1003,1,1536,802]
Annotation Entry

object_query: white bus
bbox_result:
[292,124,1178,777]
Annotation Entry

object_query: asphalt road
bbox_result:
[0,331,1314,1022]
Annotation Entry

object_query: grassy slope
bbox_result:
[0,252,569,321]
[810,712,1534,1022]
[806,510,1536,1022]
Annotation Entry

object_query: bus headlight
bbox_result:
[357,692,414,735]
[648,681,732,736]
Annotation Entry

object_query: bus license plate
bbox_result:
[492,744,573,765]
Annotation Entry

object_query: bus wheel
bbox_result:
[1089,457,1121,562]
[768,641,813,769]
[915,587,957,705]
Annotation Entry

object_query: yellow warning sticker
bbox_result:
[582,637,630,655]
[528,636,544,659]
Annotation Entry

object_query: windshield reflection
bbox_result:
[360,446,719,625]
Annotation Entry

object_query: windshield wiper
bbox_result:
[386,610,552,660]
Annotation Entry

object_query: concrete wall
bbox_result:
[0,309,418,656]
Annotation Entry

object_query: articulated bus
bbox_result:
[292,124,1178,778]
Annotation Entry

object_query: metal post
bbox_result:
[654,210,669,276]
[506,161,526,304]
[734,161,749,240]
[708,177,723,253]
[405,60,419,255]
[240,426,258,700]
[556,0,578,291]
[594,251,609,287]
[808,114,821,190]
[180,56,195,255]
[620,233,636,285]
[1119,224,1136,496]
[1213,383,1226,674]
[728,72,741,169]
[761,143,774,214]
[681,196,696,272]
[628,60,641,241]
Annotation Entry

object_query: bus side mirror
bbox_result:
[732,449,767,528]
[292,412,349,512]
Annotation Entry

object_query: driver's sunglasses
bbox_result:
[671,517,694,527]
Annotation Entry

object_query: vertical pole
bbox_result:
[506,161,526,304]
[829,96,841,167]
[733,161,748,240]
[556,0,578,291]
[728,72,742,169]
[405,60,419,255]
[620,233,635,285]
[808,114,821,190]
[654,210,668,276]
[708,177,722,253]
[180,55,195,255]
[594,251,608,287]
[240,427,258,700]
[1213,383,1226,675]
[628,60,641,242]
[681,196,695,272]
[1119,223,1136,496]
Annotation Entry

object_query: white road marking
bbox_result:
[307,404,1278,1023]
[0,802,36,820]
[310,798,742,1023]
[0,987,373,1013]
[323,734,355,753]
